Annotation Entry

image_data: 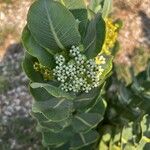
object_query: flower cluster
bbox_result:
[33,62,52,80]
[53,46,106,93]
[102,18,119,55]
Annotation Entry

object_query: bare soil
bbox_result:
[0,0,33,60]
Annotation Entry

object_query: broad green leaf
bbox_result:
[141,115,150,140]
[31,109,72,129]
[42,126,73,146]
[89,98,107,116]
[31,112,48,122]
[30,86,55,102]
[121,123,137,150]
[118,115,150,150]
[70,130,99,150]
[30,82,75,100]
[147,61,150,80]
[78,144,95,150]
[102,0,112,18]
[130,95,143,107]
[71,9,88,40]
[83,14,106,59]
[118,84,132,105]
[27,0,81,53]
[88,0,103,14]
[33,113,64,133]
[36,116,71,134]
[142,81,150,91]
[98,140,108,150]
[56,0,88,43]
[22,26,55,68]
[74,87,100,111]
[99,125,113,150]
[56,0,86,9]
[39,120,71,133]
[22,52,43,82]
[32,98,73,122]
[135,95,150,114]
[137,139,150,150]
[85,88,103,113]
[50,143,70,150]
[109,128,122,150]
[72,113,103,133]
[101,126,113,142]
[99,55,113,80]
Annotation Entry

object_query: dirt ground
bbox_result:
[113,0,150,64]
[0,0,33,60]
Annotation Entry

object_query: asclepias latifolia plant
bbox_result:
[22,0,118,149]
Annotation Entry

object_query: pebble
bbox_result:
[0,44,32,123]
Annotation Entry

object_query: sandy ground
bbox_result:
[113,0,150,65]
[0,0,33,60]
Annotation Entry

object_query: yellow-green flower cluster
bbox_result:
[53,46,106,93]
[102,18,119,55]
[33,62,53,81]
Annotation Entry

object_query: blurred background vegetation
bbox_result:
[0,0,150,149]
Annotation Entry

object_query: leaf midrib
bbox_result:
[44,0,65,49]
[75,116,92,127]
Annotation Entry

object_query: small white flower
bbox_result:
[71,45,75,49]
[53,46,106,93]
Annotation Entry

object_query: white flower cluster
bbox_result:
[53,46,106,93]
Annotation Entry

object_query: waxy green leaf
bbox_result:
[22,26,55,68]
[102,0,112,18]
[31,82,75,100]
[42,126,73,146]
[70,130,99,150]
[56,0,86,9]
[22,52,43,82]
[32,112,71,133]
[32,98,73,122]
[27,0,81,53]
[83,14,106,59]
[72,113,103,133]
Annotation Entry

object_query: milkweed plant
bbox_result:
[22,0,150,150]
